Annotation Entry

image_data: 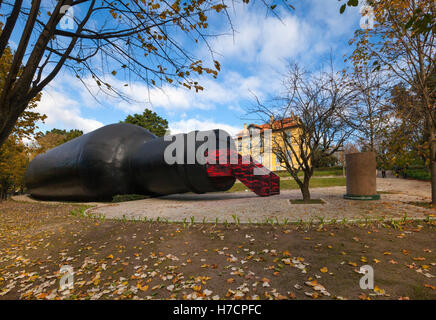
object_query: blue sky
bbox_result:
[32,0,363,136]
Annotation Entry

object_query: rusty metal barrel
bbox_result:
[344,151,380,200]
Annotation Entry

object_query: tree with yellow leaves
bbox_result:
[0,46,46,199]
[349,0,435,202]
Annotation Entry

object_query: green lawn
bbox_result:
[404,168,431,181]
[228,177,346,192]
[275,167,344,178]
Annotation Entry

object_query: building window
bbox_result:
[238,140,242,152]
[275,155,282,171]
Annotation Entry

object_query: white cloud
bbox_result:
[32,1,362,137]
[169,118,240,136]
[205,6,311,70]
[204,1,360,73]
[227,104,244,114]
[37,81,104,133]
[88,71,263,115]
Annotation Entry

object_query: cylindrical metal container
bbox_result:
[344,151,380,200]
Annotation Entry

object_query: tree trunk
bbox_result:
[430,127,436,205]
[301,186,311,202]
[425,107,436,205]
[300,177,311,202]
[0,101,27,148]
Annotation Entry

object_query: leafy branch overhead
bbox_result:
[339,0,435,34]
[0,0,293,148]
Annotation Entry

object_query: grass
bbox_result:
[275,167,344,178]
[228,177,346,192]
[404,168,431,181]
[406,201,436,209]
[377,191,399,195]
[289,199,325,204]
[112,194,149,202]
[70,206,91,217]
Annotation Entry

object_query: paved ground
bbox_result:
[13,177,433,223]
[81,178,434,223]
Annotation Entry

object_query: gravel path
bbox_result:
[80,177,433,223]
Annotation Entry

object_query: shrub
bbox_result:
[405,168,431,181]
[112,194,149,202]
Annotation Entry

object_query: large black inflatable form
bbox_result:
[25,123,280,201]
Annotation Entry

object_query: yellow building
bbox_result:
[235,116,302,172]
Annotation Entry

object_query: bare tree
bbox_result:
[248,63,357,201]
[0,0,292,148]
[349,66,391,152]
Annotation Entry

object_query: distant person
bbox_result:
[403,164,409,179]
[393,165,400,178]
[381,168,386,178]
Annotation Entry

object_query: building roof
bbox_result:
[235,116,298,138]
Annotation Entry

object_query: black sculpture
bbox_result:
[25,123,279,201]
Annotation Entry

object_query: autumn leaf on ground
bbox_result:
[192,285,202,292]
[305,292,319,299]
[358,293,370,300]
[203,289,213,296]
[374,286,385,295]
[412,257,425,261]
[320,267,328,273]
[137,283,149,292]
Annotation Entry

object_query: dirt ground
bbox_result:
[0,200,435,300]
